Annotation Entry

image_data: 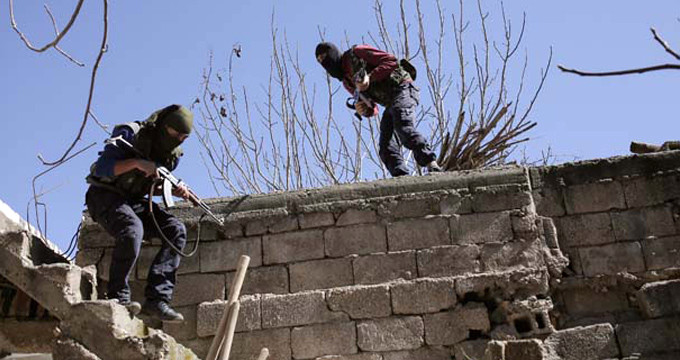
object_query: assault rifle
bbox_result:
[345,68,375,120]
[104,136,224,226]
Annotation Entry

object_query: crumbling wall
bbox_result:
[73,151,680,359]
[78,166,567,359]
[531,150,680,358]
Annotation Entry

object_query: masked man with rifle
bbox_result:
[85,104,194,323]
[315,42,442,177]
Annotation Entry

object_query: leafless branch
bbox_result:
[560,26,680,77]
[558,63,680,77]
[37,0,109,166]
[651,27,680,61]
[43,4,84,66]
[9,0,84,53]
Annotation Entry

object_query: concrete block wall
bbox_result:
[73,152,680,359]
[531,150,680,331]
[77,166,566,359]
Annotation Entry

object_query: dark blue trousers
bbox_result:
[85,186,186,303]
[379,82,437,177]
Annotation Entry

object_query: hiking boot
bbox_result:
[111,298,142,316]
[140,300,184,323]
[426,161,443,173]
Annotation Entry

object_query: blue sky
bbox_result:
[2,1,679,251]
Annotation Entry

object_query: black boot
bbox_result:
[140,299,184,323]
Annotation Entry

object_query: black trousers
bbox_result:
[379,82,437,176]
[85,186,186,303]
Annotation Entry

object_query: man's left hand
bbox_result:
[172,184,192,201]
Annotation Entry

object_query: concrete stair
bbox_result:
[0,199,199,360]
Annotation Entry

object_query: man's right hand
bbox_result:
[355,100,374,117]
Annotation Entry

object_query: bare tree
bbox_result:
[193,15,387,195]
[195,1,551,194]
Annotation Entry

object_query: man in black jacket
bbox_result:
[85,104,193,322]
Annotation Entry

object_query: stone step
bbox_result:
[58,300,199,360]
[637,279,680,319]
[0,200,199,360]
[0,231,90,319]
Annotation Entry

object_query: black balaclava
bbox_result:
[315,42,344,80]
[151,104,193,159]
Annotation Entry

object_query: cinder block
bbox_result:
[299,212,335,229]
[504,339,545,360]
[642,236,680,270]
[544,323,619,360]
[387,196,441,218]
[136,246,159,280]
[196,295,261,337]
[471,184,533,212]
[199,237,262,272]
[261,291,347,328]
[579,242,645,276]
[231,328,291,360]
[186,220,220,241]
[325,224,387,257]
[480,239,545,272]
[391,278,456,314]
[440,191,472,215]
[263,230,324,265]
[532,188,566,217]
[383,346,452,360]
[245,215,298,236]
[220,221,245,239]
[357,316,423,352]
[417,245,481,277]
[451,212,513,245]
[562,287,629,317]
[638,280,680,318]
[77,226,115,248]
[226,265,289,295]
[336,209,377,226]
[162,305,197,340]
[353,251,416,285]
[423,303,490,345]
[556,213,615,248]
[290,257,353,292]
[452,340,493,360]
[172,273,225,307]
[623,174,680,208]
[616,317,680,356]
[565,180,626,214]
[387,217,449,251]
[327,284,391,319]
[611,206,676,241]
[291,322,357,359]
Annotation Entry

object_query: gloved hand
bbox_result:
[356,100,374,117]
